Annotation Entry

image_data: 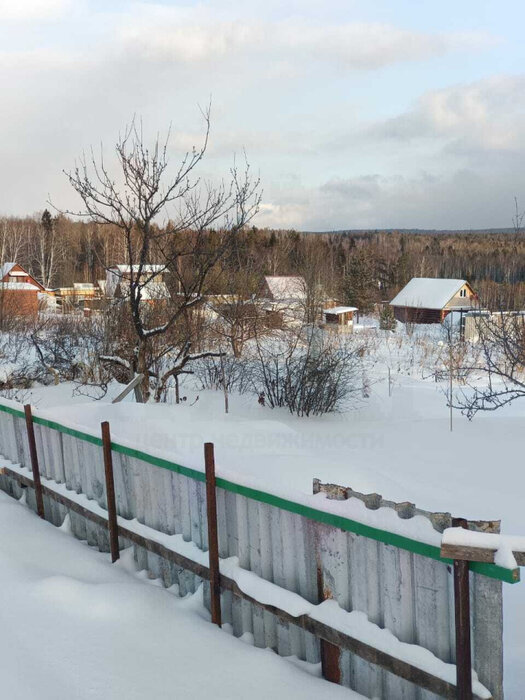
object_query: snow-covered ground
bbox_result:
[0,490,364,700]
[6,328,525,697]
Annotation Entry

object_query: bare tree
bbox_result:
[456,311,525,418]
[0,218,27,264]
[31,210,63,288]
[64,110,261,401]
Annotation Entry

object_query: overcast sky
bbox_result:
[1,0,524,230]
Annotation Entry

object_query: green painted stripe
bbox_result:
[110,442,205,483]
[33,416,103,446]
[215,477,520,584]
[0,401,519,583]
[0,403,24,419]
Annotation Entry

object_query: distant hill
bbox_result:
[306,228,516,235]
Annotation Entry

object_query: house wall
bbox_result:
[445,283,476,309]
[0,289,39,317]
[393,306,443,324]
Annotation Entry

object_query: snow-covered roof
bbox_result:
[0,262,16,280]
[323,306,358,314]
[110,265,164,274]
[264,276,306,301]
[390,278,468,310]
[0,282,39,291]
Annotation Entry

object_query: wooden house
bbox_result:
[260,276,307,327]
[0,262,46,316]
[390,278,477,324]
[54,283,101,314]
[105,265,169,301]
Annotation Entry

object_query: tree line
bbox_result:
[2,213,525,311]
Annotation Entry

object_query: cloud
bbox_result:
[117,8,495,70]
[255,168,523,231]
[367,75,525,153]
[0,0,71,21]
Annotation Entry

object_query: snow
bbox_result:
[0,261,16,279]
[264,276,306,301]
[0,489,366,700]
[390,277,467,309]
[323,306,358,314]
[311,601,490,698]
[0,282,40,290]
[443,527,525,570]
[5,326,525,695]
[1,461,491,698]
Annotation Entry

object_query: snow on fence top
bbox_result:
[0,396,518,584]
[442,527,525,571]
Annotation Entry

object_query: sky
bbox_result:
[1,0,525,230]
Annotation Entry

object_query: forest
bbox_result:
[2,212,525,312]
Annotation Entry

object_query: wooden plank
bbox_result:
[111,374,144,404]
[1,465,491,700]
[441,543,524,570]
[24,405,45,519]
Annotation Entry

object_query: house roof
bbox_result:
[0,262,46,291]
[110,265,164,274]
[390,278,468,310]
[0,262,16,280]
[323,306,358,314]
[264,276,306,301]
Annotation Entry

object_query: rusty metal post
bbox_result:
[315,524,341,684]
[101,421,120,563]
[453,517,473,700]
[24,404,45,519]
[204,442,222,627]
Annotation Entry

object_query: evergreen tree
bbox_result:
[342,248,379,313]
[379,304,396,331]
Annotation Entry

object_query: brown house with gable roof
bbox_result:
[0,263,46,317]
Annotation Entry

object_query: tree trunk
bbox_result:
[136,343,149,403]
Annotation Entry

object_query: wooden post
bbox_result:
[453,517,473,700]
[315,525,341,684]
[204,442,222,626]
[101,421,120,563]
[24,404,45,519]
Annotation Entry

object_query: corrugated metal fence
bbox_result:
[0,399,509,699]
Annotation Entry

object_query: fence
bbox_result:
[0,397,516,700]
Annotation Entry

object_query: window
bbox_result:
[460,288,467,298]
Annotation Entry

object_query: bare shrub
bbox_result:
[251,329,365,417]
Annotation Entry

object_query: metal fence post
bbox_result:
[314,523,341,684]
[453,517,473,700]
[101,421,120,563]
[204,442,222,627]
[24,404,45,519]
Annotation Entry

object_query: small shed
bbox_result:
[322,306,358,332]
[390,278,477,324]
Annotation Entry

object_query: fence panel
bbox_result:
[0,399,506,700]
